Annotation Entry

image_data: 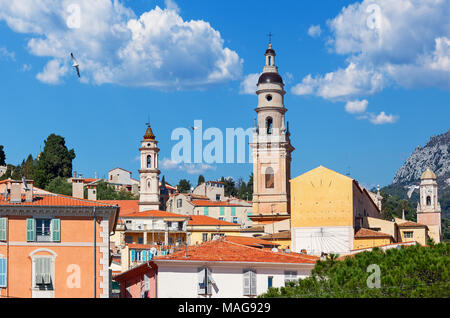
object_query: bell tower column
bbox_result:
[138,123,161,212]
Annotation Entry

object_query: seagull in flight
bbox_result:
[71,52,80,78]
[190,126,199,130]
[405,185,420,199]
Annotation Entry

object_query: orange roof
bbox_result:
[260,231,291,240]
[83,178,101,184]
[121,210,189,219]
[355,228,392,239]
[398,221,427,228]
[191,200,241,207]
[153,239,317,264]
[100,200,139,215]
[188,215,239,226]
[223,235,279,248]
[0,193,117,207]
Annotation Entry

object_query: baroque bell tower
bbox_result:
[417,167,441,243]
[138,123,161,212]
[250,42,294,223]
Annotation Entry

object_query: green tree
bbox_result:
[177,179,192,193]
[0,145,5,166]
[261,243,450,298]
[21,154,35,179]
[33,134,76,188]
[95,181,137,200]
[220,176,237,197]
[45,177,72,196]
[197,175,205,186]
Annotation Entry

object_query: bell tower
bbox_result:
[138,123,161,212]
[250,42,294,223]
[417,167,441,243]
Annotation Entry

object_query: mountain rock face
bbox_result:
[393,130,450,187]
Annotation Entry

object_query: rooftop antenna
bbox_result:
[346,166,351,177]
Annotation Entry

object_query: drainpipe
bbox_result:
[93,207,96,298]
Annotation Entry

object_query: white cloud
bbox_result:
[292,63,385,100]
[160,158,215,175]
[0,46,15,61]
[345,99,368,114]
[36,59,68,84]
[293,0,450,100]
[0,0,242,89]
[22,64,32,71]
[164,0,180,13]
[307,25,322,38]
[367,111,398,125]
[239,73,260,95]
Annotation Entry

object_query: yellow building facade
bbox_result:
[290,166,382,255]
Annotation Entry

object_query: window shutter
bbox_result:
[206,267,214,294]
[231,207,236,216]
[0,217,6,241]
[43,258,52,284]
[250,270,257,296]
[0,258,6,287]
[35,258,43,285]
[52,219,61,242]
[220,207,224,216]
[197,267,206,294]
[148,250,152,260]
[204,207,209,216]
[142,250,147,262]
[243,269,250,296]
[130,250,136,262]
[26,218,35,242]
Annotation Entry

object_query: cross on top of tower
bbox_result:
[267,32,273,44]
[144,122,155,140]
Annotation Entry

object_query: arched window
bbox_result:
[266,117,273,135]
[147,155,152,168]
[265,167,274,189]
[426,196,431,206]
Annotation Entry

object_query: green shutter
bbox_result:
[204,207,209,216]
[26,218,35,242]
[0,258,6,287]
[231,207,236,216]
[0,217,7,241]
[52,219,61,242]
[220,207,224,216]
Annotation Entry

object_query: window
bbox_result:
[243,269,257,296]
[218,217,225,221]
[125,236,132,244]
[177,199,182,208]
[404,231,413,239]
[147,155,152,168]
[204,207,209,216]
[265,167,275,189]
[202,233,208,242]
[27,218,60,242]
[268,276,273,289]
[216,194,221,201]
[136,251,142,262]
[232,217,238,224]
[0,257,6,287]
[35,257,53,289]
[138,237,143,244]
[266,117,273,134]
[266,94,272,102]
[284,271,297,284]
[198,267,214,295]
[0,217,7,241]
[426,196,431,206]
[36,219,51,242]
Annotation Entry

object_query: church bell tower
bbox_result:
[250,42,294,223]
[138,123,161,212]
[417,167,441,243]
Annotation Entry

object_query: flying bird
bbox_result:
[190,126,199,130]
[405,185,420,199]
[71,52,80,78]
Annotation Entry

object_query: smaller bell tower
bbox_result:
[417,167,441,243]
[138,123,161,212]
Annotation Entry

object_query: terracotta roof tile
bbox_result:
[355,228,392,239]
[99,200,140,215]
[223,235,279,247]
[188,215,239,226]
[152,239,317,264]
[398,221,427,228]
[0,194,117,207]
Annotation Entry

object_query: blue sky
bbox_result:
[0,0,448,189]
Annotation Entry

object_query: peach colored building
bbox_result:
[0,179,119,298]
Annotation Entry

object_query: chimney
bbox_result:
[88,185,97,201]
[73,171,77,178]
[10,181,21,203]
[72,178,84,199]
[24,179,34,202]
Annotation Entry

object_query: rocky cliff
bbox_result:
[393,130,450,188]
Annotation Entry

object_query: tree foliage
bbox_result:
[0,145,5,166]
[177,179,192,193]
[45,177,72,196]
[33,134,76,188]
[95,181,137,200]
[197,175,205,186]
[261,243,450,298]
